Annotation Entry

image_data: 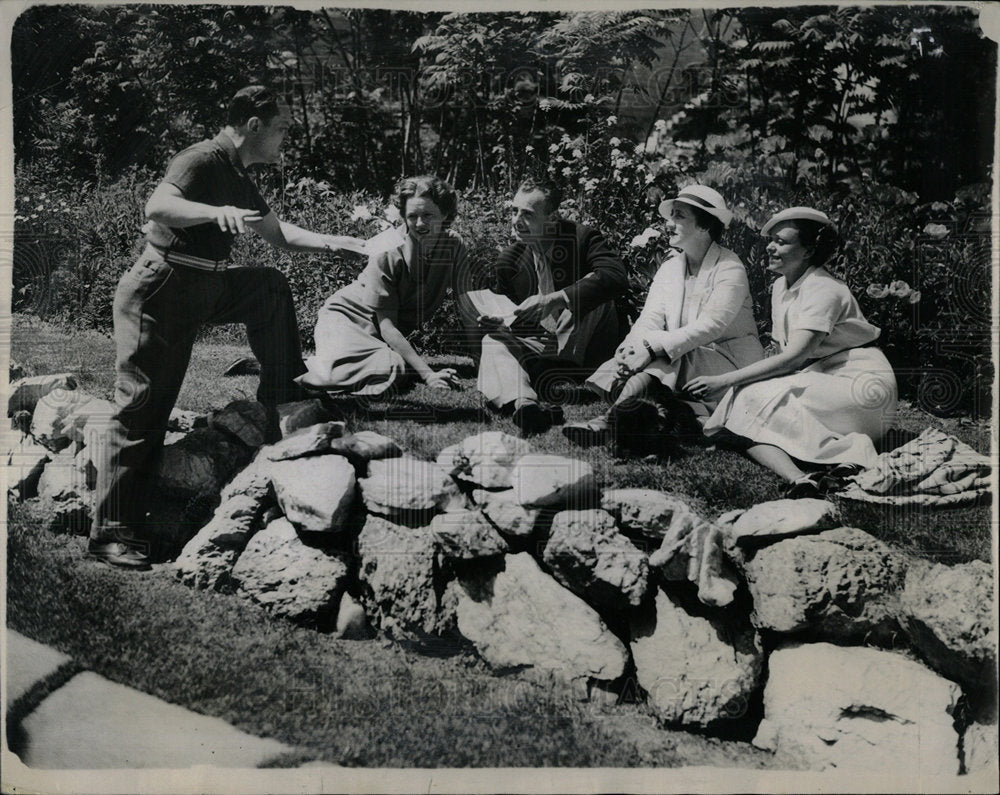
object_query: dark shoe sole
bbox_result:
[561,423,611,447]
[87,542,152,571]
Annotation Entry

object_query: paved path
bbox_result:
[4,629,303,769]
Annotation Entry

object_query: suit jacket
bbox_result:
[491,219,629,318]
[629,242,763,369]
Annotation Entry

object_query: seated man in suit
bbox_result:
[473,177,629,435]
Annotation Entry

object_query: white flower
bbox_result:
[634,143,645,155]
[888,280,911,298]
[525,145,534,153]
[384,204,402,224]
[572,148,583,159]
[908,290,922,304]
[609,137,621,147]
[584,93,595,103]
[606,115,617,126]
[866,283,889,299]
[629,227,662,248]
[653,119,667,132]
[923,222,949,239]
[562,166,573,177]
[538,99,551,111]
[549,143,559,153]
[644,172,655,185]
[350,205,373,222]
[583,178,599,193]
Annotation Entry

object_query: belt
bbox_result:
[144,243,231,272]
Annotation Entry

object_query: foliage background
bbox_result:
[10,3,995,416]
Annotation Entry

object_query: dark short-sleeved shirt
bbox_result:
[143,132,270,262]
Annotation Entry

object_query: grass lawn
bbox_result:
[5,314,995,767]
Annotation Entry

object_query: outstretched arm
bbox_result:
[377,314,458,390]
[253,212,367,255]
[146,182,262,233]
[685,328,826,400]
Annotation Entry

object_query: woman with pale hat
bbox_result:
[563,184,764,446]
[686,207,898,497]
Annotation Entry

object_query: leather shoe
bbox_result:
[87,540,152,571]
[562,414,612,446]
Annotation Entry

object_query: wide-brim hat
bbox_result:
[760,207,838,237]
[658,185,733,229]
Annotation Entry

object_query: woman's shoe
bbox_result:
[817,463,864,495]
[561,414,612,446]
[781,472,824,499]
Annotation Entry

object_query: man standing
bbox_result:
[88,85,360,570]
[475,177,628,435]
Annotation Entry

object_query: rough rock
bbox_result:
[31,391,114,451]
[743,527,907,641]
[232,517,350,623]
[173,492,271,590]
[600,488,700,544]
[7,372,77,417]
[45,495,93,535]
[6,435,51,500]
[450,552,628,682]
[900,559,996,690]
[436,431,530,488]
[327,431,403,470]
[36,449,92,501]
[356,514,448,636]
[219,449,274,503]
[509,454,597,509]
[359,456,460,518]
[431,509,509,559]
[754,642,962,775]
[264,422,347,461]
[475,489,539,538]
[335,593,369,639]
[649,516,739,608]
[209,400,269,449]
[721,498,838,547]
[630,587,763,728]
[543,509,649,609]
[276,398,331,437]
[155,428,250,500]
[963,721,999,775]
[268,454,355,533]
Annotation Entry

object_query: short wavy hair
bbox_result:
[789,218,839,266]
[394,175,459,228]
[516,176,563,214]
[227,86,281,127]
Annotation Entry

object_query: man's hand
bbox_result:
[423,367,459,390]
[615,338,653,375]
[510,292,568,327]
[323,235,368,256]
[215,206,263,234]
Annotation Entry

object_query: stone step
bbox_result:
[6,630,74,705]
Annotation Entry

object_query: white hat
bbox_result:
[658,185,733,229]
[760,207,838,237]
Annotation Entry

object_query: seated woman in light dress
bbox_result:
[562,185,763,446]
[298,175,471,396]
[686,207,898,498]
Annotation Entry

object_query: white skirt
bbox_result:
[703,346,898,468]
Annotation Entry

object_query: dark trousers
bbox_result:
[89,251,305,542]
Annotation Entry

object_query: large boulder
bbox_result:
[219,449,274,503]
[600,488,700,545]
[264,422,347,462]
[742,527,907,641]
[754,642,962,776]
[630,587,763,728]
[720,498,838,547]
[7,372,77,417]
[276,398,331,437]
[962,721,999,775]
[209,400,269,449]
[509,454,598,509]
[5,435,51,500]
[31,391,115,452]
[36,449,92,502]
[356,514,449,636]
[174,492,271,591]
[436,431,530,489]
[167,408,206,432]
[449,552,628,683]
[232,517,350,623]
[326,431,403,470]
[900,559,996,690]
[475,488,539,539]
[431,510,509,560]
[268,454,355,533]
[359,456,461,519]
[542,509,649,609]
[155,428,250,500]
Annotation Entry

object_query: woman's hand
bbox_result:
[684,373,731,401]
[423,367,459,390]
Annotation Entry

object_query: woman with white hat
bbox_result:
[563,184,764,447]
[686,207,898,497]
